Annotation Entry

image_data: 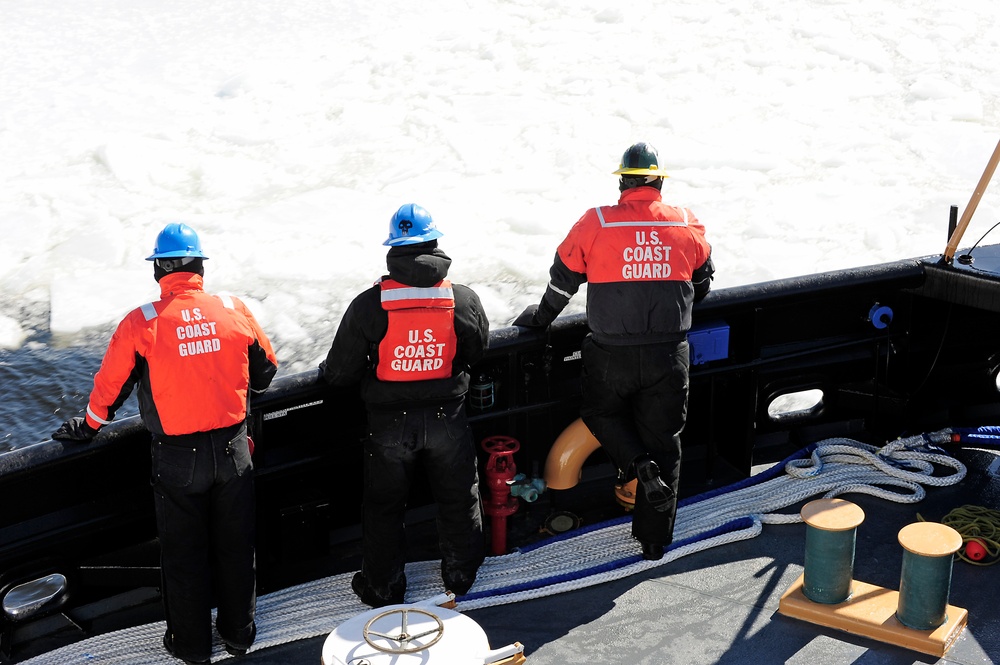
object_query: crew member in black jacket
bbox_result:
[514,143,715,561]
[321,203,489,606]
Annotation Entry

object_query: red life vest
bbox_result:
[558,189,710,285]
[376,279,458,382]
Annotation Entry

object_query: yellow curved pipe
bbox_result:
[543,417,636,507]
[543,418,601,490]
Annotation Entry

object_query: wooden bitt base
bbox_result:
[778,574,967,657]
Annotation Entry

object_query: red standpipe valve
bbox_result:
[481,436,521,555]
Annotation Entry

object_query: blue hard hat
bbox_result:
[146,223,209,260]
[383,204,443,246]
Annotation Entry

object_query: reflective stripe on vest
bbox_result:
[584,207,695,283]
[595,206,690,227]
[380,283,455,309]
[376,279,458,382]
[140,302,158,321]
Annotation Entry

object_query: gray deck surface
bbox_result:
[232,448,999,665]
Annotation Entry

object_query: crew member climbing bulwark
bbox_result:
[513,142,715,561]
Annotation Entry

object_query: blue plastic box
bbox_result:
[688,321,730,365]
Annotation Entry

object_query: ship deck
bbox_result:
[228,447,1000,665]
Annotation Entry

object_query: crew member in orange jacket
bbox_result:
[53,223,278,664]
[513,143,714,561]
[321,203,488,607]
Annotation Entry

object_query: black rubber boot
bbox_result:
[443,570,476,596]
[221,621,255,657]
[162,631,210,664]
[633,458,674,513]
[351,571,404,608]
[640,541,665,561]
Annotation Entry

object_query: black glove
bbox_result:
[52,417,99,442]
[512,304,544,328]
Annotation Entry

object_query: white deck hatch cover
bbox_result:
[321,593,524,665]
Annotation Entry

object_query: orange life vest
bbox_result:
[85,273,277,436]
[376,279,458,382]
[558,191,710,285]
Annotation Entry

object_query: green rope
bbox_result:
[920,505,1000,566]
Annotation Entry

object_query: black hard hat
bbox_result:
[613,142,669,178]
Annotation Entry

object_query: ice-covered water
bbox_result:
[1,0,998,446]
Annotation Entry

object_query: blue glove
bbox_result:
[512,304,544,328]
[52,417,98,442]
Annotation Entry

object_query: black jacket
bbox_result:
[321,243,489,409]
[536,252,715,345]
[529,187,715,344]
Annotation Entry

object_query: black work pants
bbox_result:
[362,400,484,598]
[152,422,257,662]
[580,337,689,546]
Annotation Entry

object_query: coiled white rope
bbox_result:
[22,433,967,664]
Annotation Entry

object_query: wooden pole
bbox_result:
[943,137,1000,263]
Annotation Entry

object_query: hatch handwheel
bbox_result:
[363,607,445,654]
